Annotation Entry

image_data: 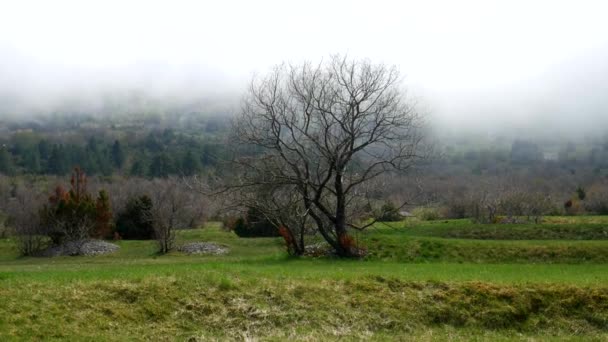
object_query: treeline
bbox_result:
[0,129,226,177]
[439,139,608,175]
[4,134,608,177]
[2,114,608,179]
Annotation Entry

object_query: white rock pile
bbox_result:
[178,242,229,255]
[39,240,120,257]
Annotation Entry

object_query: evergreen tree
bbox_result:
[86,136,100,154]
[38,139,51,160]
[94,190,113,238]
[115,195,154,239]
[47,145,69,175]
[40,168,112,243]
[182,150,202,176]
[232,207,280,237]
[202,144,214,166]
[97,148,113,176]
[149,153,174,178]
[111,140,125,169]
[82,149,100,175]
[23,148,41,174]
[84,138,104,174]
[130,155,149,177]
[0,146,15,175]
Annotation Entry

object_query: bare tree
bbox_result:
[149,178,204,254]
[230,55,425,257]
[5,184,47,255]
[231,184,313,255]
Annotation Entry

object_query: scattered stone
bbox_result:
[38,240,120,257]
[178,242,229,255]
[304,242,367,258]
[303,242,333,257]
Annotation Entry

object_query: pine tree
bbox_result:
[38,139,51,160]
[111,140,125,169]
[0,146,15,175]
[42,168,97,244]
[115,195,154,239]
[182,150,202,176]
[149,153,174,178]
[23,148,41,174]
[94,190,113,238]
[130,155,149,177]
[202,144,213,166]
[84,138,103,174]
[47,145,69,175]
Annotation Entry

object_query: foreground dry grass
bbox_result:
[2,274,607,341]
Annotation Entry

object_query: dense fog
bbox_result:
[1,0,607,140]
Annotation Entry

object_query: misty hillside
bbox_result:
[3,2,608,341]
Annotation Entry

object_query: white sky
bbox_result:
[1,0,608,134]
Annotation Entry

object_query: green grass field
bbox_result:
[1,218,608,340]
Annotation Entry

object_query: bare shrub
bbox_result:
[412,207,442,221]
[584,182,608,215]
[5,184,48,255]
[149,178,206,254]
[468,190,553,224]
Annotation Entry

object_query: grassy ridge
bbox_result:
[1,274,607,341]
[358,216,608,262]
[364,236,608,263]
[3,259,608,285]
[2,218,608,340]
[381,216,608,240]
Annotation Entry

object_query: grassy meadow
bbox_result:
[1,218,608,340]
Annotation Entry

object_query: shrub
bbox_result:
[576,186,586,200]
[376,202,403,222]
[4,185,48,255]
[94,190,113,239]
[0,214,7,239]
[40,168,113,244]
[443,202,467,219]
[115,195,154,240]
[584,184,608,215]
[232,207,280,237]
[587,201,608,215]
[467,195,499,224]
[468,191,553,224]
[564,198,584,216]
[412,207,442,221]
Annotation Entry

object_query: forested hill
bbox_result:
[0,113,231,177]
[1,112,608,178]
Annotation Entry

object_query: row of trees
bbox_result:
[4,134,607,178]
[440,139,608,175]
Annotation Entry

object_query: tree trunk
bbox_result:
[334,171,357,257]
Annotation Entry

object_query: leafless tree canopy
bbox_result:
[4,184,47,255]
[149,178,205,254]
[232,55,425,257]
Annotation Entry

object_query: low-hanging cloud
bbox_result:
[1,0,607,139]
